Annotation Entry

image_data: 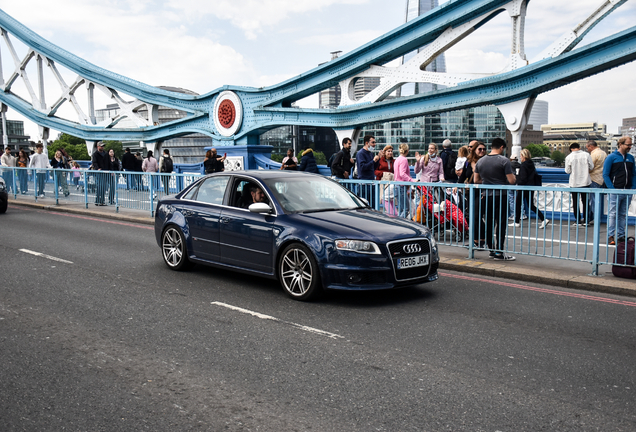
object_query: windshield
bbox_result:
[263,176,365,213]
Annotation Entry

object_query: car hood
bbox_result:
[292,209,428,243]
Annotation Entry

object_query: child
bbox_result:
[454,145,469,179]
[72,161,82,189]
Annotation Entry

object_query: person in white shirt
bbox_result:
[1,146,16,193]
[28,143,52,197]
[564,142,594,226]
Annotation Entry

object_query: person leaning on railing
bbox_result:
[473,138,516,261]
[603,136,635,246]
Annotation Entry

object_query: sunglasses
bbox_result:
[476,148,486,152]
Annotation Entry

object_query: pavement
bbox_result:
[8,196,636,298]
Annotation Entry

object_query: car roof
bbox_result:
[207,170,323,181]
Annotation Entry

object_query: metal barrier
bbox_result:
[3,167,202,216]
[4,166,634,275]
[340,179,635,275]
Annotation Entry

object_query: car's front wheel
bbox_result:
[279,243,322,301]
[161,226,192,271]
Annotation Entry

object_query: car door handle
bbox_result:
[220,217,230,224]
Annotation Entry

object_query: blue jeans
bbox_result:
[396,185,411,218]
[36,172,47,195]
[18,169,28,193]
[508,190,526,218]
[607,193,632,239]
[587,181,603,222]
[2,170,13,192]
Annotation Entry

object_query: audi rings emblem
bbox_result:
[403,244,422,254]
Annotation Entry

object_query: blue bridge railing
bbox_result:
[3,167,634,275]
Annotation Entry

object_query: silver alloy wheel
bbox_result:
[280,247,314,297]
[162,227,184,268]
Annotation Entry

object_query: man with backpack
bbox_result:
[159,148,174,195]
[331,137,354,179]
[439,139,458,182]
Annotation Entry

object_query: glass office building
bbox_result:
[1,119,32,149]
[358,106,507,151]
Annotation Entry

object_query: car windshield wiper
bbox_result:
[303,207,346,214]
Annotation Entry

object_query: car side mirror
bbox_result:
[249,202,272,214]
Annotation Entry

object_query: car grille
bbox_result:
[386,238,432,281]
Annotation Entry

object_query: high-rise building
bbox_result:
[318,51,342,109]
[528,100,549,130]
[0,119,31,150]
[400,0,446,96]
[357,2,549,152]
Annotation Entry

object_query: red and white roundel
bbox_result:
[213,91,243,136]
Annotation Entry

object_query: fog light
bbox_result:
[348,274,362,284]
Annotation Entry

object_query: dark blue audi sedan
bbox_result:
[154,171,439,300]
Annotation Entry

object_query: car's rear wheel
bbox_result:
[279,243,322,301]
[162,226,192,271]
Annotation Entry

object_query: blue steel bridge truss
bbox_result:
[0,0,634,154]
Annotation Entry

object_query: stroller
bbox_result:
[412,185,468,242]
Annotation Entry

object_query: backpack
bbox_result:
[330,150,345,176]
[445,150,458,179]
[612,237,636,279]
[161,156,173,173]
[327,152,337,168]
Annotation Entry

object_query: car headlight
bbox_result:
[429,236,437,249]
[335,239,381,254]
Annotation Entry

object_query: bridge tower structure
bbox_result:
[0,0,635,166]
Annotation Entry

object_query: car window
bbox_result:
[264,177,364,213]
[231,179,270,209]
[195,176,230,205]
[181,184,199,201]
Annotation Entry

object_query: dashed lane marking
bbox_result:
[211,301,345,339]
[19,249,74,264]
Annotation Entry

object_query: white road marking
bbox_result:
[211,301,344,339]
[19,249,74,264]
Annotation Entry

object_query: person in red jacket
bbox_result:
[375,145,395,180]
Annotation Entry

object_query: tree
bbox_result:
[48,134,90,160]
[551,150,565,166]
[525,143,551,158]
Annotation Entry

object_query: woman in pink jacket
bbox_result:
[393,143,415,217]
[414,143,445,183]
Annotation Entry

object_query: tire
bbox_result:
[0,195,7,214]
[161,226,192,271]
[278,243,322,301]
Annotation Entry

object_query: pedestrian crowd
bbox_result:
[3,135,634,255]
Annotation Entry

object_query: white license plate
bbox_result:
[397,254,429,269]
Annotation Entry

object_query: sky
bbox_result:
[0,0,634,141]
